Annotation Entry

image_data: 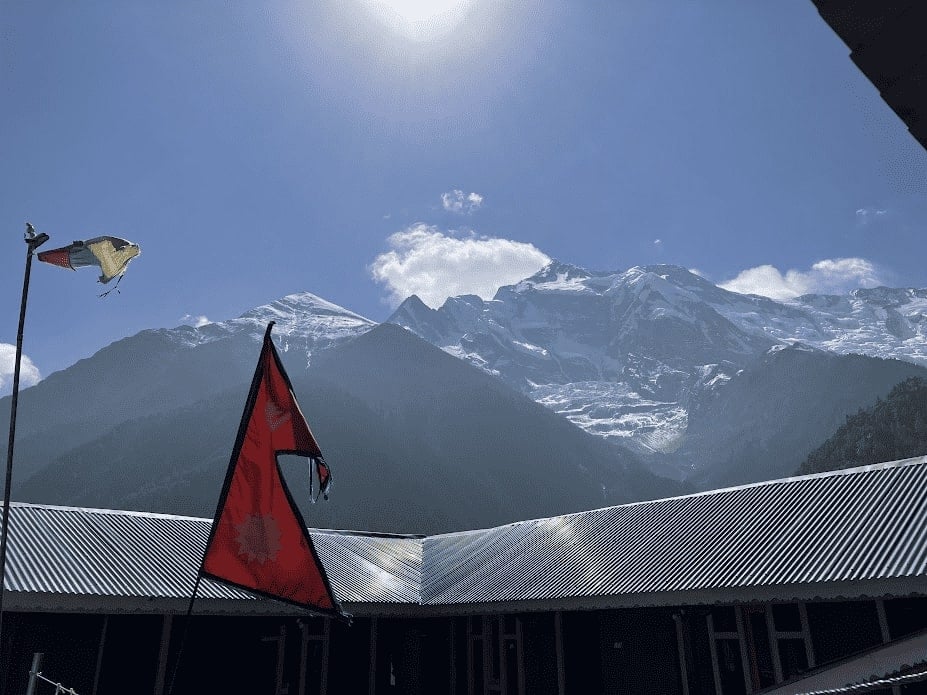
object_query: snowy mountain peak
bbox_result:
[509,262,718,302]
[389,260,927,453]
[173,291,374,351]
[511,260,605,294]
[850,286,927,307]
[529,259,592,280]
[239,291,373,326]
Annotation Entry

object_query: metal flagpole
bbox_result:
[0,224,49,662]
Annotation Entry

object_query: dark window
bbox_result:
[745,609,776,689]
[885,597,927,638]
[717,639,747,695]
[471,637,485,695]
[503,615,516,634]
[454,618,468,695]
[711,607,737,633]
[504,639,520,693]
[778,638,810,680]
[519,613,557,695]
[900,680,927,694]
[807,601,882,665]
[490,618,501,681]
[772,604,802,632]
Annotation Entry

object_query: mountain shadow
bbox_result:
[670,346,927,488]
[799,376,927,474]
[16,324,682,534]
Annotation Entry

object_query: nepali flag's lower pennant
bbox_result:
[201,322,342,616]
[37,236,140,284]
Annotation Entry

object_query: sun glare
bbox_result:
[362,0,474,41]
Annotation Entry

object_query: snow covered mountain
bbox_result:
[174,291,375,359]
[3,292,374,484]
[8,268,927,522]
[388,261,927,460]
[9,297,673,533]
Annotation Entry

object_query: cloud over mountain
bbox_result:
[441,190,483,214]
[180,314,211,328]
[369,224,551,307]
[719,258,885,300]
[0,343,40,395]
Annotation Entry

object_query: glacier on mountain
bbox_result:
[170,291,375,364]
[388,261,927,454]
[156,265,927,465]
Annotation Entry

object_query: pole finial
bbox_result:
[24,223,48,251]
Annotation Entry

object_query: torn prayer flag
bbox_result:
[37,236,140,284]
[201,322,341,615]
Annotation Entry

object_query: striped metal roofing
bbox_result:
[421,456,927,605]
[796,662,927,695]
[3,505,422,608]
[768,628,927,695]
[3,456,926,613]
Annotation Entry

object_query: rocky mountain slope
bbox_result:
[388,261,927,468]
[799,376,927,475]
[3,292,373,483]
[673,346,926,485]
[11,318,674,534]
[8,260,927,527]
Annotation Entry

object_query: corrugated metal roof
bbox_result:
[762,628,927,695]
[3,505,422,608]
[796,662,927,695]
[3,457,926,613]
[421,456,927,605]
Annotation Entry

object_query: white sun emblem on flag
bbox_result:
[265,401,291,431]
[234,514,282,564]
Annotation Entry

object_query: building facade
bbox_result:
[1,457,926,694]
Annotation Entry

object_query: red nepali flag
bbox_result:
[201,322,341,616]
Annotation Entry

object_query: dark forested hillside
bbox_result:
[16,324,681,534]
[799,377,927,474]
[669,347,927,487]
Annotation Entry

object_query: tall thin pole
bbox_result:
[0,225,49,664]
[165,574,203,695]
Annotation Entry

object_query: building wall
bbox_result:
[3,597,926,695]
[0,613,107,695]
[598,608,683,695]
[807,600,882,666]
[562,610,603,694]
[678,608,717,694]
[521,613,559,695]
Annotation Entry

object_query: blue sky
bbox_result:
[2,0,926,386]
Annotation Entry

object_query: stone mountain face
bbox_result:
[8,261,927,525]
[12,322,676,534]
[390,263,773,454]
[388,261,927,473]
[2,292,374,485]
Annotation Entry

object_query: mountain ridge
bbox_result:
[15,322,677,534]
[8,259,927,526]
[388,260,927,457]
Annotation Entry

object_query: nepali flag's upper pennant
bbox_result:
[201,322,342,617]
[37,236,140,284]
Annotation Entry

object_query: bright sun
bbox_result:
[362,0,474,41]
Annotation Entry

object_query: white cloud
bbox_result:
[719,258,885,300]
[370,224,551,308]
[441,190,484,214]
[0,344,40,395]
[653,239,663,247]
[856,207,888,225]
[180,314,211,328]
